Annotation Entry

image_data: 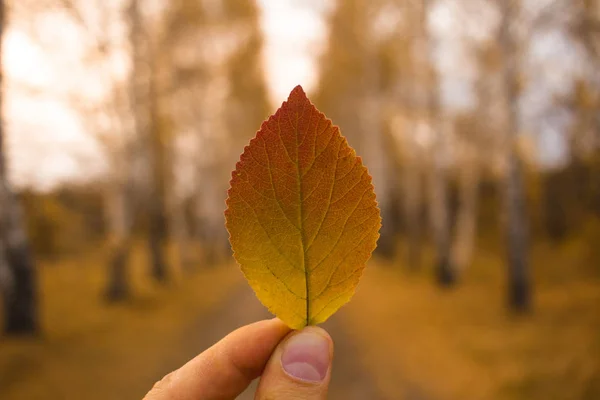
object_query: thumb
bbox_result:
[255,326,333,400]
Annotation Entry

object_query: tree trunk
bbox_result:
[427,145,454,286]
[146,62,169,283]
[402,138,423,270]
[0,0,39,335]
[359,10,394,258]
[0,239,12,296]
[127,0,168,282]
[450,144,480,275]
[170,195,195,273]
[195,165,229,266]
[148,203,168,282]
[418,0,454,285]
[362,95,394,257]
[399,2,425,270]
[499,0,531,312]
[104,184,132,301]
[505,153,530,311]
[0,183,39,334]
[106,241,130,300]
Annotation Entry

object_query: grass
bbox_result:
[0,243,243,400]
[1,239,598,399]
[338,241,600,400]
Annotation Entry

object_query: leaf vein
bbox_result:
[261,137,301,231]
[309,187,372,273]
[312,222,377,301]
[330,170,368,206]
[305,140,343,250]
[302,123,334,178]
[234,191,302,272]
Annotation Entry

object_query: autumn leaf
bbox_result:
[224,85,381,329]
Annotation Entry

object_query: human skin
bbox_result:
[143,318,334,400]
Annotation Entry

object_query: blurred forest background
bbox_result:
[0,0,599,399]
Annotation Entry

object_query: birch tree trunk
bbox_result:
[127,0,168,282]
[360,5,394,257]
[104,180,133,301]
[361,95,394,257]
[398,1,425,270]
[0,0,39,335]
[196,162,231,266]
[427,128,454,285]
[104,0,150,298]
[104,79,138,300]
[170,195,194,272]
[418,0,454,285]
[499,0,531,312]
[146,67,169,282]
[0,239,12,297]
[0,184,39,334]
[402,140,424,269]
[450,143,479,274]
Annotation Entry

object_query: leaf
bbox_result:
[224,85,381,329]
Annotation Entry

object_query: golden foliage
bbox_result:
[225,86,381,329]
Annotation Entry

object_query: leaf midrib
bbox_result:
[294,107,310,326]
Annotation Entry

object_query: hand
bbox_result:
[143,319,334,400]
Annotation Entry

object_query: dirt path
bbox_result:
[321,316,388,400]
[148,284,389,399]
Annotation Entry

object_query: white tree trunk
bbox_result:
[451,144,480,275]
[104,180,133,301]
[0,238,12,296]
[0,0,39,335]
[499,0,531,311]
[418,0,454,284]
[361,95,394,256]
[401,140,424,269]
[0,180,39,334]
[426,126,453,284]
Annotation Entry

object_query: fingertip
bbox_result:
[280,326,333,383]
[255,325,334,399]
[298,326,333,345]
[267,317,291,332]
[217,318,292,378]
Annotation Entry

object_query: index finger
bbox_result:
[144,318,291,400]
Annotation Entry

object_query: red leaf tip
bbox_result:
[288,85,307,101]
